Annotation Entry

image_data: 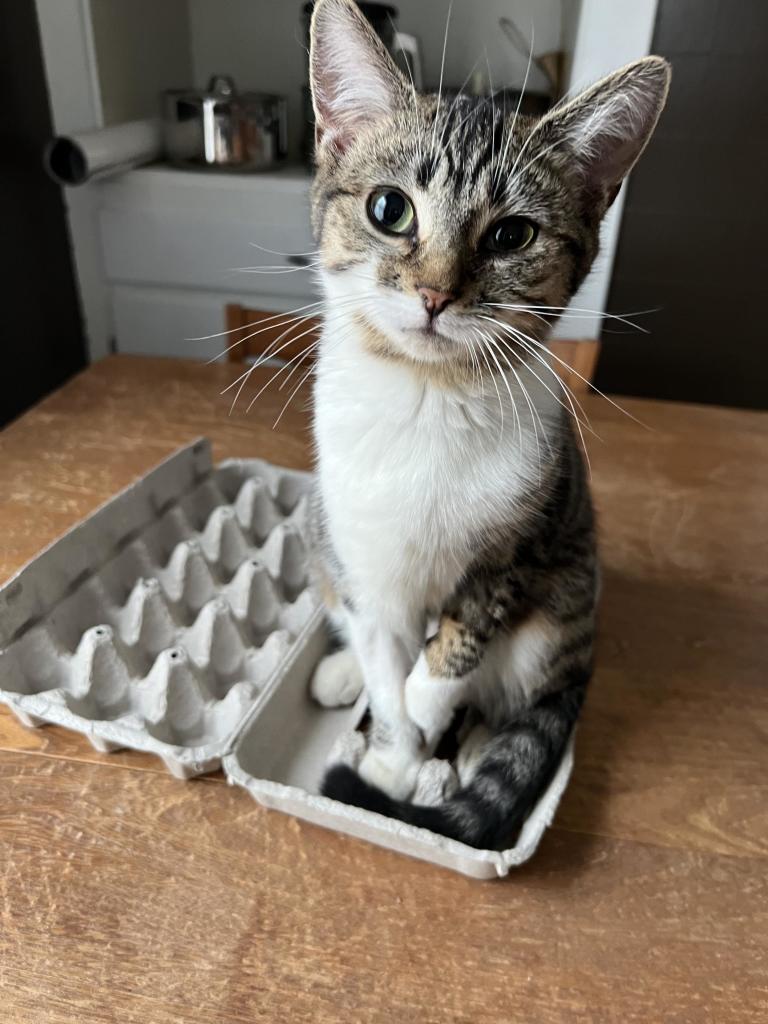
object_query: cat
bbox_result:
[304,0,670,850]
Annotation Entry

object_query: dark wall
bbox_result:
[595,0,768,409]
[0,0,87,427]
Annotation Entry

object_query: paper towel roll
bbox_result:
[45,119,163,186]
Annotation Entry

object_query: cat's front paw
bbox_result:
[310,648,364,708]
[405,653,466,747]
[358,745,423,801]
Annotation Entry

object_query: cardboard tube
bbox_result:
[45,118,163,186]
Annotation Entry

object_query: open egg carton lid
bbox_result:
[0,439,574,878]
[0,438,322,778]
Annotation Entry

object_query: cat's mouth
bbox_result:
[410,323,448,340]
[403,320,467,355]
[355,310,465,365]
[383,306,492,364]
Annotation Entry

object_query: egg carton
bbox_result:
[0,439,573,878]
[0,439,319,778]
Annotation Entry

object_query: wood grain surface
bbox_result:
[1,355,766,1024]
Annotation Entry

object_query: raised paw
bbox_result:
[310,648,364,708]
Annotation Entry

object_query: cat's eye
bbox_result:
[367,188,416,236]
[485,216,538,253]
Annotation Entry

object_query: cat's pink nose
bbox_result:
[418,286,455,318]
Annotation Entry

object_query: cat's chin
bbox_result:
[356,313,464,367]
[399,326,463,363]
[387,333,471,372]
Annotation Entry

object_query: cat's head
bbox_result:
[309,0,669,377]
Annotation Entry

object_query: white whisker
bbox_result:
[389,12,425,165]
[430,1,454,155]
[220,298,365,410]
[485,301,652,333]
[244,325,325,414]
[502,330,594,477]
[188,300,325,342]
[479,328,523,443]
[472,330,505,439]
[208,294,362,363]
[504,327,596,434]
[248,242,320,258]
[229,261,322,275]
[493,20,535,190]
[480,316,598,439]
[504,320,649,429]
[209,310,319,365]
[273,361,316,429]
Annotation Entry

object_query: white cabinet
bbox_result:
[97,167,319,356]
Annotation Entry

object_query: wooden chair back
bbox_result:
[548,339,600,393]
[225,305,322,365]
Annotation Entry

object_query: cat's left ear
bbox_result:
[309,0,408,156]
[537,56,671,208]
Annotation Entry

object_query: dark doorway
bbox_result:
[0,0,87,427]
[595,0,768,410]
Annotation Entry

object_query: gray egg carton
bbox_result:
[0,439,320,778]
[0,439,573,878]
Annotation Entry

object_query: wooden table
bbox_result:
[1,355,766,1024]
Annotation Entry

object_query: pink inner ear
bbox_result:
[310,46,359,153]
[540,58,670,200]
[593,136,644,193]
[316,122,348,155]
[577,140,618,198]
[309,0,406,157]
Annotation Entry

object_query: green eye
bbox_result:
[367,188,416,236]
[485,216,537,253]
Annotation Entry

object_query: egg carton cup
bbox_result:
[0,439,574,877]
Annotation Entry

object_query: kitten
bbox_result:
[305,0,670,849]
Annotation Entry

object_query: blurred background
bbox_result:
[2,0,766,427]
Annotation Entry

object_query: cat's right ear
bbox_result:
[534,56,671,210]
[309,0,407,156]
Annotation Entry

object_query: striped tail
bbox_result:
[322,671,588,850]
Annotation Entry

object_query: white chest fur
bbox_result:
[313,324,557,635]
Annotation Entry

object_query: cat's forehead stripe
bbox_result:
[404,100,551,209]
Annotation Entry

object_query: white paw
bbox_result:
[413,759,459,807]
[310,648,364,708]
[404,653,465,747]
[358,745,423,801]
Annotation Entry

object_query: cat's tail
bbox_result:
[321,671,588,850]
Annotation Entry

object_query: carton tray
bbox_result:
[0,440,573,879]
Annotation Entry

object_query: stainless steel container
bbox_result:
[163,75,288,172]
